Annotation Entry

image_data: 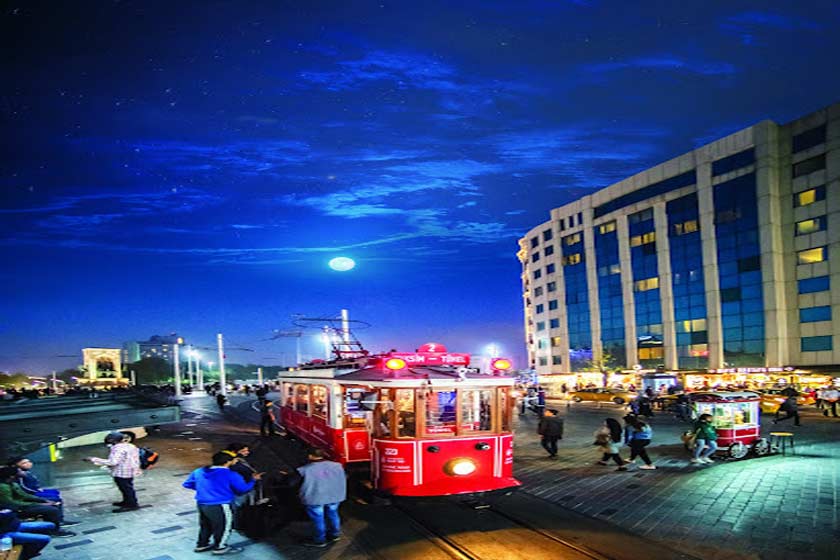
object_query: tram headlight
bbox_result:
[385,358,407,371]
[445,458,477,476]
[491,358,512,372]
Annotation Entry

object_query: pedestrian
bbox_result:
[690,414,718,464]
[295,449,346,548]
[620,415,656,470]
[85,431,142,512]
[773,395,801,426]
[260,400,277,437]
[537,409,564,458]
[536,386,546,417]
[221,443,260,513]
[216,393,227,413]
[594,418,625,466]
[182,451,261,555]
[0,467,76,538]
[822,387,839,418]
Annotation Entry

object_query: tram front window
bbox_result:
[395,389,416,438]
[295,384,309,414]
[460,389,493,432]
[425,389,457,436]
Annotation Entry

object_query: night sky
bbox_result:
[3,1,840,374]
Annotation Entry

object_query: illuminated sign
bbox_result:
[387,352,470,366]
[707,367,795,374]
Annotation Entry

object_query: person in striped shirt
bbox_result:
[86,432,142,512]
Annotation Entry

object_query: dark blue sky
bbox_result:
[2,1,839,374]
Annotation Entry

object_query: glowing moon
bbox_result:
[328,257,356,271]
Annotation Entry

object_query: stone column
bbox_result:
[617,214,637,367]
[654,202,678,370]
[696,161,724,369]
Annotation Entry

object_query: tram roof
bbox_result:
[280,364,515,385]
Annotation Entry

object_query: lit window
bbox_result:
[598,221,616,234]
[638,347,664,359]
[795,216,826,236]
[673,219,698,236]
[634,277,659,292]
[797,247,826,265]
[677,318,707,332]
[550,336,563,347]
[562,253,581,266]
[630,231,656,247]
[563,233,582,246]
[794,186,825,207]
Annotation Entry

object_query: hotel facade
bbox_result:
[519,102,840,388]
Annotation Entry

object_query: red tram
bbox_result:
[278,342,520,496]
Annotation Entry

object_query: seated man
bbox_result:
[8,457,60,501]
[0,508,55,560]
[0,467,75,538]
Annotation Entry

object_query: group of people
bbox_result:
[0,456,80,559]
[181,445,346,554]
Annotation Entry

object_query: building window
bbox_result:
[562,253,581,266]
[638,347,664,360]
[801,335,832,352]
[797,247,826,265]
[549,318,560,328]
[535,304,544,314]
[630,231,656,247]
[720,287,741,302]
[536,322,546,331]
[712,148,755,176]
[559,218,566,231]
[676,318,707,332]
[800,306,832,323]
[546,263,556,274]
[569,214,575,227]
[629,208,654,224]
[538,357,548,366]
[792,154,826,178]
[795,216,826,236]
[544,245,554,256]
[534,286,544,297]
[551,336,563,347]
[794,185,826,207]
[792,124,826,153]
[547,282,557,292]
[798,276,830,294]
[634,277,659,292]
[737,256,761,273]
[531,252,541,263]
[672,219,698,236]
[563,232,582,246]
[598,263,621,276]
[530,237,539,248]
[552,355,562,365]
[543,229,553,242]
[533,269,542,280]
[548,299,558,310]
[537,338,548,349]
[598,221,616,234]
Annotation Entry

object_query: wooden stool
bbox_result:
[769,432,795,456]
[0,544,23,560]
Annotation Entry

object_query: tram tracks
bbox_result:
[391,496,612,560]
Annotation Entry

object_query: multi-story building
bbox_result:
[122,334,182,364]
[519,102,840,388]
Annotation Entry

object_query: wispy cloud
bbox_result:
[584,55,735,76]
[132,139,311,175]
[720,11,822,45]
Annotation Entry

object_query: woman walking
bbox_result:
[620,415,656,470]
[594,418,626,467]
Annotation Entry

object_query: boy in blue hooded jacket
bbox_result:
[183,452,262,555]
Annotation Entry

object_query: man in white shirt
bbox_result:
[822,387,839,418]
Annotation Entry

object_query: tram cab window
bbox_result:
[499,388,512,432]
[460,389,493,432]
[344,387,370,427]
[311,385,328,419]
[374,390,394,438]
[295,384,309,414]
[425,389,457,436]
[395,389,416,438]
[283,383,294,408]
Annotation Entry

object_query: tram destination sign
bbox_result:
[387,352,471,366]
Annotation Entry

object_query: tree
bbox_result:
[130,357,172,385]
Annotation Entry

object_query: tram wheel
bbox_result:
[752,438,771,456]
[728,442,748,460]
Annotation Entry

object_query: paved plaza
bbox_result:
[31,395,840,560]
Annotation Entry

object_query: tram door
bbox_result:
[343,386,374,462]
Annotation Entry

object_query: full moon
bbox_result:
[328,257,356,271]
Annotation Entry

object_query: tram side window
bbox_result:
[283,383,294,408]
[295,384,309,414]
[311,385,328,419]
[374,390,394,438]
[395,389,416,438]
[344,387,370,427]
[425,389,457,436]
[460,389,493,432]
[499,388,511,432]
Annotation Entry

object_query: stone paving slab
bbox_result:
[513,400,840,560]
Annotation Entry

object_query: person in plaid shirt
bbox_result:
[86,432,142,513]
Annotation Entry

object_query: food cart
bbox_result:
[690,391,770,459]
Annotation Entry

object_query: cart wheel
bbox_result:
[752,438,771,456]
[728,442,748,459]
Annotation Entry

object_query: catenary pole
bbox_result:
[173,343,182,398]
[217,333,227,396]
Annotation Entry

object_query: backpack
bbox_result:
[138,447,160,470]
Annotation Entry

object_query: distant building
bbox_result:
[122,334,182,364]
[519,102,839,388]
